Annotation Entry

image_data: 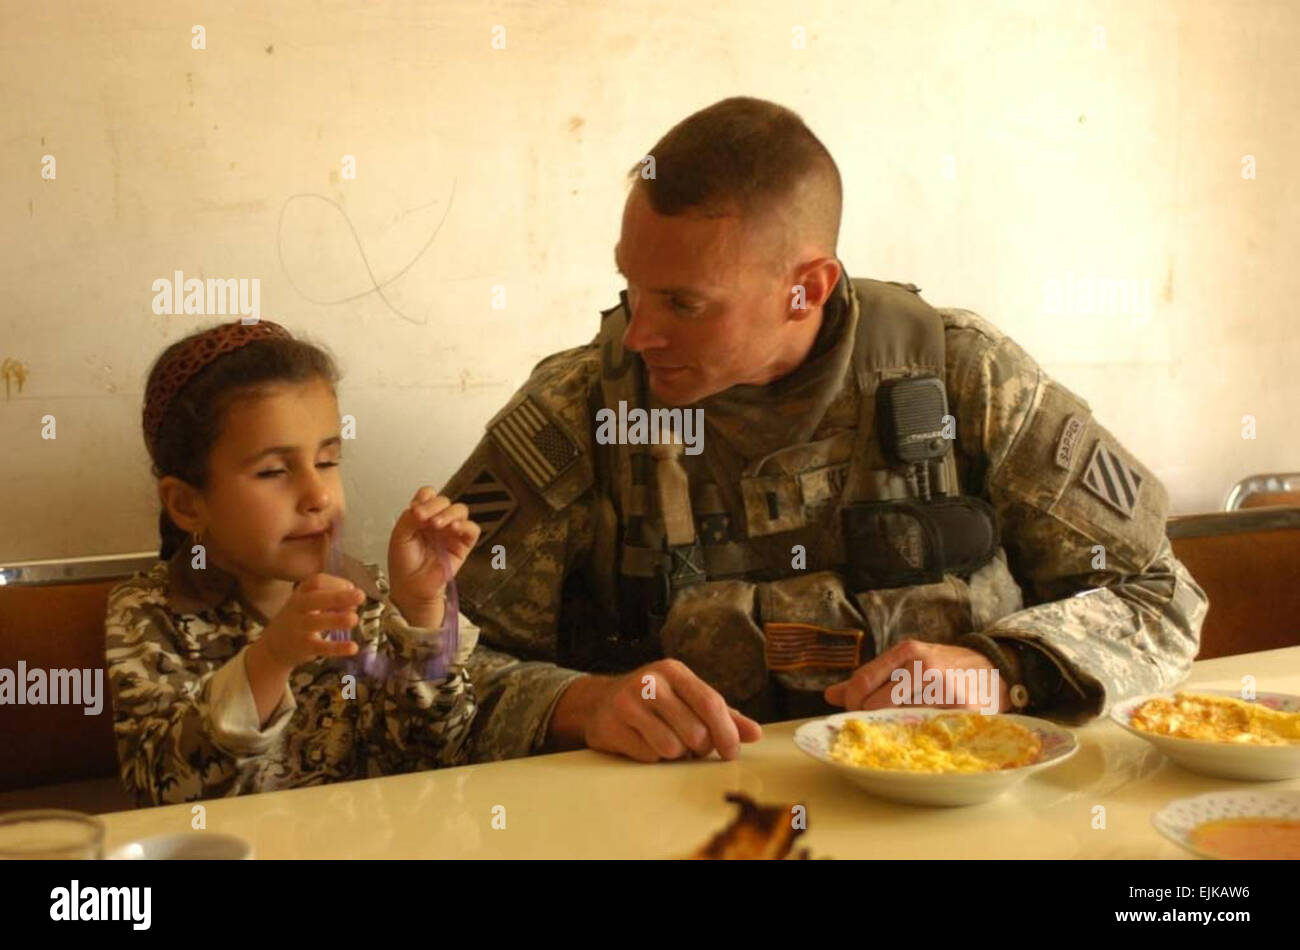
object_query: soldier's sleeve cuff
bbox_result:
[204,646,295,755]
[530,668,588,754]
[982,631,1093,719]
[994,638,1064,709]
[466,651,587,761]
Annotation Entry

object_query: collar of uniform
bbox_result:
[806,265,856,361]
[698,264,858,463]
[165,545,384,615]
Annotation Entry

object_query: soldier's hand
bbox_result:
[577,659,763,763]
[259,573,364,670]
[824,640,1011,713]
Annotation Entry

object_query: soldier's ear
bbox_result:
[788,257,841,318]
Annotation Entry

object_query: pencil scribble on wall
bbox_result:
[276,180,456,326]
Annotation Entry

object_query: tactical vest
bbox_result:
[587,272,1020,721]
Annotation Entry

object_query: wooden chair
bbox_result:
[1240,491,1300,509]
[1167,507,1300,660]
[1224,473,1300,510]
[0,555,154,813]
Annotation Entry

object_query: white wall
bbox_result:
[2,0,1297,566]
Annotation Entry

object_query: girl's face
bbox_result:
[189,376,346,583]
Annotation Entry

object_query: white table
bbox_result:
[96,647,1300,858]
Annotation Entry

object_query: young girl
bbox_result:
[106,319,480,806]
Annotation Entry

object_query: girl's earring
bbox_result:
[191,527,205,550]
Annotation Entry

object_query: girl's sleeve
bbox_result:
[104,578,296,806]
[359,594,479,775]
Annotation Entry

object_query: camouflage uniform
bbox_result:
[105,547,477,806]
[446,270,1208,762]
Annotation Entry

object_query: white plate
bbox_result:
[1153,790,1300,859]
[793,709,1078,807]
[1110,689,1300,781]
[105,832,253,860]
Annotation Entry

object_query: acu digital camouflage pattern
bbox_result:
[444,270,1208,761]
[105,546,477,806]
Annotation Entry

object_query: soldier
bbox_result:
[447,96,1208,764]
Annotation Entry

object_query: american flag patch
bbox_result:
[763,622,863,672]
[457,467,517,545]
[1081,441,1143,519]
[489,396,579,491]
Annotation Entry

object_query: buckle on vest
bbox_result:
[664,539,706,590]
[648,539,705,638]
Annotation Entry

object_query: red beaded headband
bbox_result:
[142,320,293,458]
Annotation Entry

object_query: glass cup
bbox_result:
[0,809,105,859]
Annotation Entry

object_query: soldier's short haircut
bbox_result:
[627,97,843,260]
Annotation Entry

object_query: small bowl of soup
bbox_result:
[1153,790,1300,860]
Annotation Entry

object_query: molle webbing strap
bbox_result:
[597,296,662,579]
[651,438,694,546]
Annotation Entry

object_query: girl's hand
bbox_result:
[387,486,481,628]
[259,574,364,669]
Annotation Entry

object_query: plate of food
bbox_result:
[1110,689,1300,781]
[1153,790,1300,859]
[794,709,1078,807]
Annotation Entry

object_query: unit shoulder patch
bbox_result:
[1080,440,1144,519]
[456,466,518,546]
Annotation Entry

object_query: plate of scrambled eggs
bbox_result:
[794,709,1077,806]
[1111,689,1300,781]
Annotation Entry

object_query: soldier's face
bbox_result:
[615,186,808,406]
[190,378,346,584]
